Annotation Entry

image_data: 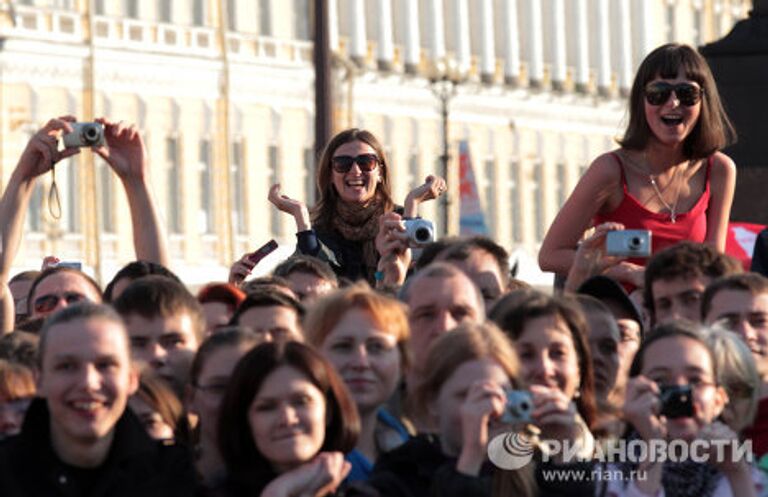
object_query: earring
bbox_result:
[573,389,581,399]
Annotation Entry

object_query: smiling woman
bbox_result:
[268,129,445,285]
[539,43,737,289]
[216,341,359,497]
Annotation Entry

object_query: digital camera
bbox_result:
[605,229,652,258]
[62,122,105,148]
[500,389,534,424]
[403,219,435,248]
[659,384,694,419]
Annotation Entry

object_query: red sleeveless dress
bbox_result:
[592,152,711,266]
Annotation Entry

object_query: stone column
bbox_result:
[574,0,589,92]
[377,0,394,70]
[525,0,543,88]
[617,0,632,96]
[403,0,421,73]
[551,0,566,90]
[502,0,521,85]
[350,0,367,65]
[428,0,446,60]
[479,0,496,83]
[452,0,471,75]
[596,0,611,96]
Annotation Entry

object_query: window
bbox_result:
[666,3,676,42]
[304,147,316,206]
[159,0,172,23]
[556,162,568,208]
[98,162,115,233]
[509,160,522,243]
[125,0,139,18]
[294,0,311,40]
[259,0,271,35]
[533,162,544,242]
[408,152,420,189]
[484,158,496,236]
[165,137,182,233]
[268,145,281,236]
[193,0,205,26]
[94,0,106,15]
[62,158,80,233]
[231,139,245,235]
[227,0,237,31]
[27,182,44,233]
[693,6,704,46]
[199,139,214,234]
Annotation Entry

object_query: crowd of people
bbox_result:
[0,42,766,497]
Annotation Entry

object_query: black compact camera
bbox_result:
[659,384,694,419]
[500,389,534,424]
[62,122,105,148]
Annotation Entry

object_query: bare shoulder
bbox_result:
[583,150,622,185]
[709,151,736,181]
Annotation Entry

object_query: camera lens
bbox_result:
[629,237,641,249]
[82,125,100,145]
[414,227,430,242]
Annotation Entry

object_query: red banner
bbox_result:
[726,222,766,270]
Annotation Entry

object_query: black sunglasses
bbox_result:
[33,292,86,314]
[331,154,380,174]
[644,82,703,107]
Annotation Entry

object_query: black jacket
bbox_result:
[365,434,491,497]
[0,398,197,497]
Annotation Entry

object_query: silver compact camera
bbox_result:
[403,219,435,247]
[605,229,652,258]
[500,389,534,424]
[62,122,105,148]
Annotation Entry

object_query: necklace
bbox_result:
[625,152,690,224]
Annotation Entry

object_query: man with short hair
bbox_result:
[644,241,742,325]
[272,254,338,303]
[27,267,103,319]
[113,276,205,398]
[400,262,485,373]
[0,303,195,496]
[228,288,304,342]
[434,236,511,310]
[702,272,768,458]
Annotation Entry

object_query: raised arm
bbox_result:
[403,174,446,218]
[538,153,621,275]
[704,152,736,253]
[93,117,169,266]
[0,117,80,332]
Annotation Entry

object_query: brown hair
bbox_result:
[0,359,35,400]
[701,272,768,321]
[27,267,102,315]
[304,282,411,371]
[189,328,263,386]
[217,341,359,495]
[311,128,394,230]
[619,43,736,159]
[629,320,717,379]
[113,276,206,342]
[413,321,520,421]
[489,292,598,428]
[644,242,742,322]
[133,372,186,440]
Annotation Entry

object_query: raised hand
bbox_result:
[260,451,350,497]
[92,117,147,182]
[374,212,411,287]
[228,253,257,287]
[623,375,667,443]
[404,175,446,217]
[456,380,506,476]
[16,116,80,181]
[268,184,310,232]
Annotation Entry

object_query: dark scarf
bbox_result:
[661,459,721,497]
[332,197,385,281]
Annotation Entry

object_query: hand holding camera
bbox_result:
[16,116,81,181]
[457,379,507,476]
[89,117,148,183]
[623,376,669,442]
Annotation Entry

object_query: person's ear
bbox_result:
[712,385,729,420]
[127,364,139,396]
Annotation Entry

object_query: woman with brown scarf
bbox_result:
[268,128,444,285]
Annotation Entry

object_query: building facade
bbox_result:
[0,0,752,285]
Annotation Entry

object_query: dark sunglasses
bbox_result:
[331,154,380,174]
[644,82,703,107]
[33,292,86,314]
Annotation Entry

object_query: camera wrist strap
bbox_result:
[48,161,62,220]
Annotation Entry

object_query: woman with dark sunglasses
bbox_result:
[268,128,444,284]
[539,43,737,289]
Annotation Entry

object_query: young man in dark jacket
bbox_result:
[0,303,196,497]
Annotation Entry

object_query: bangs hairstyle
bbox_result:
[619,43,736,159]
[489,292,598,429]
[304,283,411,371]
[413,322,520,422]
[217,341,359,494]
[0,359,35,399]
[311,128,394,230]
